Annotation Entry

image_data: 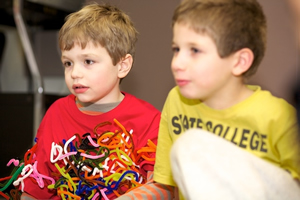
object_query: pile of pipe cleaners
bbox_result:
[0,118,156,199]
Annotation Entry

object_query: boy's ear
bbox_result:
[118,54,133,78]
[232,48,254,76]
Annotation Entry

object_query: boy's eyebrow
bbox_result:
[188,42,202,48]
[61,53,97,59]
[61,55,67,59]
[172,41,201,47]
[79,53,99,58]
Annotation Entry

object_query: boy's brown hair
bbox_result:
[59,3,138,66]
[172,0,267,77]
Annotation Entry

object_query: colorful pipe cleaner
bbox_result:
[0,118,156,199]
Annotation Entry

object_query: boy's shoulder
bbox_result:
[166,85,296,113]
[48,94,74,107]
[167,86,183,98]
[248,85,296,114]
[45,94,74,114]
[122,91,160,112]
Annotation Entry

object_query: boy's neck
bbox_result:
[204,84,254,110]
[76,98,121,115]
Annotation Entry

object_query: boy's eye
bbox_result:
[191,47,200,54]
[172,46,180,53]
[63,61,72,68]
[85,59,94,65]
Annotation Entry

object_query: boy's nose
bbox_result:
[70,64,83,79]
[171,53,186,71]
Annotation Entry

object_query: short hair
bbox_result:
[172,0,267,77]
[59,3,138,66]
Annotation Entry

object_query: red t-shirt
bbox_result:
[23,92,161,199]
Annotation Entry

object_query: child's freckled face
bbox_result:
[62,42,121,104]
[171,23,235,102]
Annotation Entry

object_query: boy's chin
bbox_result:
[179,89,199,100]
[75,95,92,104]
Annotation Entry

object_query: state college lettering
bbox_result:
[171,115,268,152]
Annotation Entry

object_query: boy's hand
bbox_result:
[115,171,175,200]
[20,192,36,200]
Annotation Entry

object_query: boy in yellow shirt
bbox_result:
[153,0,300,199]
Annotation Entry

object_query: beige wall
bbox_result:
[93,0,299,110]
[89,0,180,110]
[250,0,299,105]
[1,0,298,111]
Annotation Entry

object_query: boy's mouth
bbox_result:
[72,84,89,93]
[176,79,189,87]
[72,84,87,89]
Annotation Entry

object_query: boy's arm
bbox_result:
[20,192,37,200]
[117,90,177,199]
[115,171,176,200]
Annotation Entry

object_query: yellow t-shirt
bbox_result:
[154,85,300,189]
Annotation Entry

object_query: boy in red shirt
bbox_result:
[17,3,161,199]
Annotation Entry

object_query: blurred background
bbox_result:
[0,0,298,177]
